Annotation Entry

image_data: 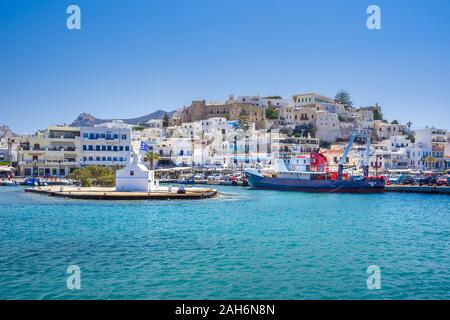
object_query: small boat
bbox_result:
[23,177,45,186]
[178,176,195,185]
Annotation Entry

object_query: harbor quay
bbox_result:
[25,185,218,200]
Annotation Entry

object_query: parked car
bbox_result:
[417,175,438,186]
[436,177,449,186]
[401,176,417,185]
[207,174,223,181]
[388,174,404,185]
[194,173,205,180]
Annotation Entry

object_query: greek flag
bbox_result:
[140,142,150,152]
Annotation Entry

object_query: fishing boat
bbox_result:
[245,129,385,193]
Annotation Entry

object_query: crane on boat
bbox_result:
[337,129,372,181]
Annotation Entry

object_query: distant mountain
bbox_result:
[0,125,17,139]
[70,110,174,127]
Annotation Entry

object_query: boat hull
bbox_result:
[245,170,385,193]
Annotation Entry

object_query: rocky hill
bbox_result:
[70,110,174,127]
[0,125,16,139]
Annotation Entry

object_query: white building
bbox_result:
[374,121,406,140]
[80,126,131,167]
[415,128,448,169]
[315,111,342,143]
[116,152,157,192]
[292,93,334,108]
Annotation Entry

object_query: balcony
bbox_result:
[19,160,80,166]
[48,135,79,140]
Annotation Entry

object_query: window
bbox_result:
[119,146,124,151]
[130,171,134,176]
[125,146,130,151]
[88,145,93,151]
[101,133,105,139]
[107,157,112,161]
[96,157,100,161]
[96,145,100,151]
[121,135,127,140]
[107,146,112,151]
[102,157,106,161]
[113,134,119,139]
[83,145,87,151]
[113,146,118,151]
[102,145,106,151]
[83,133,88,138]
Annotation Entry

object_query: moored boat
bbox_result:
[245,129,385,193]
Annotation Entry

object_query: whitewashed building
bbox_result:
[80,126,131,167]
[115,152,157,192]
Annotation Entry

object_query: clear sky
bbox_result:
[1,0,449,133]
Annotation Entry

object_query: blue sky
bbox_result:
[1,0,449,133]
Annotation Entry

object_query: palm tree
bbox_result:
[144,151,160,170]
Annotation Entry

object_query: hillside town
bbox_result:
[1,91,449,181]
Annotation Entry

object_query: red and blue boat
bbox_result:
[245,130,385,193]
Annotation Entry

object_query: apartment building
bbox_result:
[17,126,80,177]
[80,126,131,167]
[373,121,406,140]
[415,128,449,169]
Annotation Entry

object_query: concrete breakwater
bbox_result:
[385,185,450,195]
[25,186,218,200]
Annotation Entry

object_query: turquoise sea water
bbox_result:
[0,186,449,299]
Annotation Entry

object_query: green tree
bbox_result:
[391,120,399,124]
[334,90,353,108]
[293,124,317,138]
[406,131,415,143]
[263,95,282,99]
[69,166,116,187]
[238,110,251,132]
[144,150,160,170]
[265,106,279,120]
[162,114,170,128]
[373,108,383,120]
